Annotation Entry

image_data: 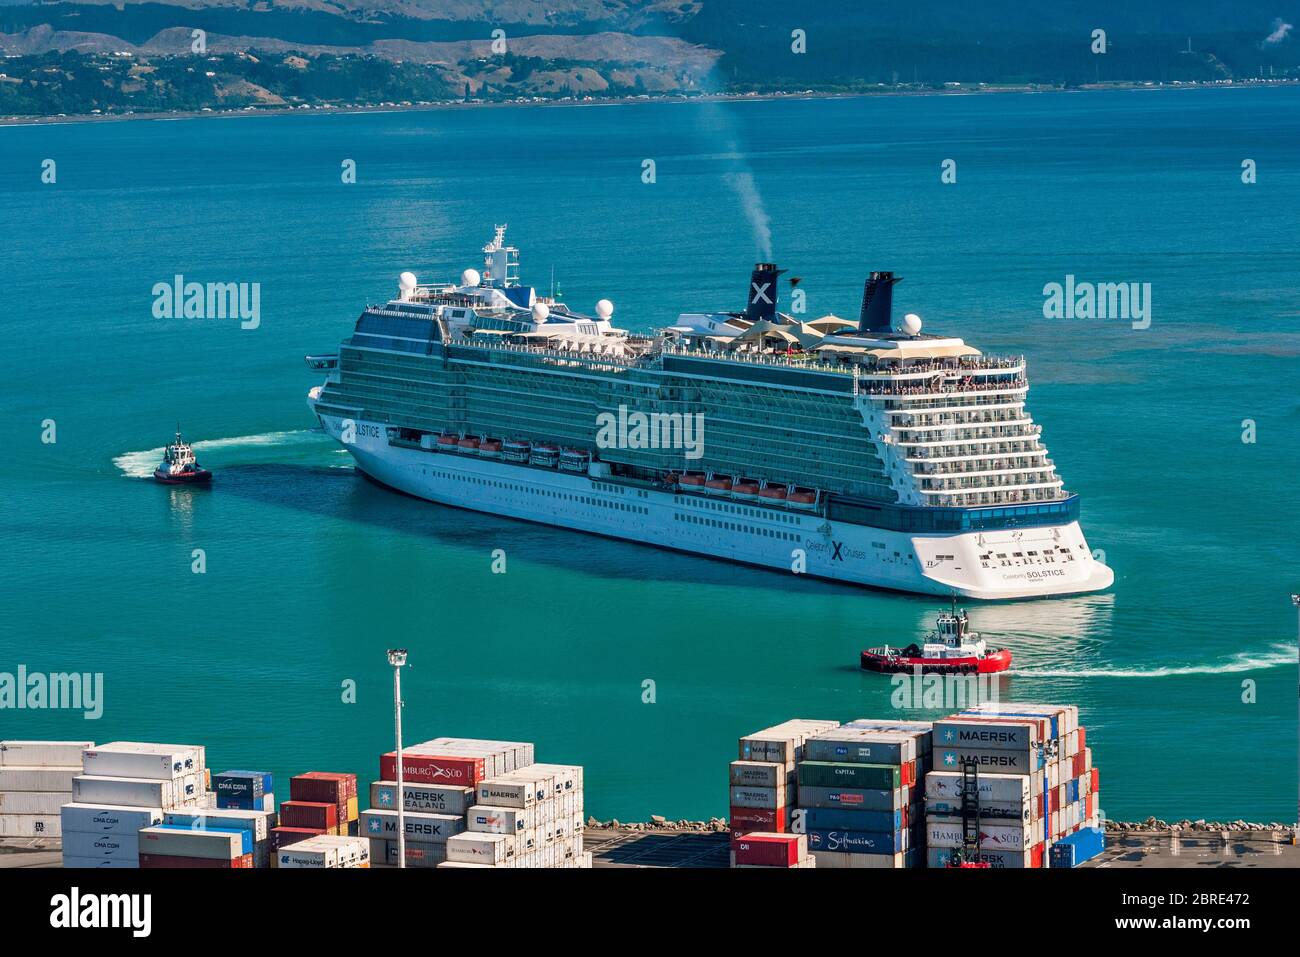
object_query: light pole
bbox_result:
[387,649,408,868]
[1291,596,1299,846]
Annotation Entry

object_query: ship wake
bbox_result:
[113,430,322,477]
[1012,643,1296,678]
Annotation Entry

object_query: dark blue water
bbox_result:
[1,87,1297,822]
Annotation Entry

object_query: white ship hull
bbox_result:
[316,412,1113,600]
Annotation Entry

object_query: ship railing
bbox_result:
[658,345,1024,376]
[864,377,1028,397]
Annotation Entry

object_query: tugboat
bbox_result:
[860,600,1011,675]
[152,427,213,484]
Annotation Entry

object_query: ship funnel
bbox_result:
[859,271,902,334]
[744,262,785,323]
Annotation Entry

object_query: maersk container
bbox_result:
[728,784,788,811]
[62,803,163,835]
[935,746,1042,776]
[797,761,900,791]
[927,846,1039,869]
[475,777,537,809]
[806,828,907,855]
[0,766,80,792]
[359,808,463,843]
[369,780,474,815]
[728,761,791,789]
[797,785,909,812]
[0,741,93,767]
[934,719,1039,752]
[138,825,243,860]
[82,743,204,781]
[796,806,902,833]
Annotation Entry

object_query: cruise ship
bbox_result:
[305,227,1113,599]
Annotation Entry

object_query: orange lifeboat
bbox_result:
[437,432,460,451]
[787,486,818,508]
[758,482,788,501]
[732,477,761,497]
[680,471,708,488]
[457,436,481,453]
[704,476,733,494]
[479,438,503,458]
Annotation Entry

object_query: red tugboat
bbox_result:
[860,600,1011,675]
[152,428,213,484]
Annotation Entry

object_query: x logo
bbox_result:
[831,541,845,561]
[751,282,772,304]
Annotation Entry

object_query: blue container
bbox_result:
[154,823,252,855]
[806,828,907,855]
[1049,826,1105,868]
[213,770,272,809]
[802,806,902,832]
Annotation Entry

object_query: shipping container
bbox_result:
[380,752,484,787]
[0,791,69,814]
[1049,826,1104,868]
[212,770,272,806]
[733,832,806,867]
[139,852,253,869]
[82,743,204,781]
[934,745,1042,776]
[728,761,792,789]
[728,784,788,811]
[61,804,163,835]
[466,805,532,834]
[926,820,1035,852]
[806,828,908,855]
[804,731,917,766]
[0,766,80,792]
[369,781,474,816]
[270,826,321,850]
[796,785,909,812]
[797,761,900,791]
[72,774,198,809]
[934,719,1040,751]
[278,801,337,832]
[0,741,92,767]
[0,813,61,838]
[446,832,511,865]
[137,826,243,860]
[61,830,142,860]
[796,806,902,833]
[163,809,274,843]
[359,808,463,843]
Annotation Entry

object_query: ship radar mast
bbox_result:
[482,224,520,289]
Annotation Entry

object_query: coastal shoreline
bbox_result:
[3,78,1295,128]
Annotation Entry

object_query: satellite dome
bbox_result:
[461,268,481,288]
[399,271,418,290]
[900,313,923,336]
[531,302,551,323]
[595,299,614,320]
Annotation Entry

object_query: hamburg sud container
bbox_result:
[729,719,839,854]
[925,703,1098,868]
[792,721,933,869]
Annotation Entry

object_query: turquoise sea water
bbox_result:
[1,88,1297,823]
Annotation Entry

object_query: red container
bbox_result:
[140,853,252,869]
[729,806,786,845]
[380,752,485,787]
[1029,843,1044,868]
[279,800,338,831]
[900,760,916,788]
[733,833,801,867]
[270,826,322,850]
[1091,767,1100,793]
[291,771,357,803]
[1077,726,1086,751]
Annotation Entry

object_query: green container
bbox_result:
[797,761,900,791]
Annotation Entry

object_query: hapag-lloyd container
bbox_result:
[380,752,484,787]
[360,808,463,842]
[61,803,163,835]
[0,741,93,767]
[369,780,474,815]
[82,743,204,781]
[796,762,900,791]
[926,820,1035,852]
[796,785,910,812]
[138,826,243,860]
[72,774,199,808]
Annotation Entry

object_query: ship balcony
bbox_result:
[906,442,1046,462]
[892,417,1037,438]
[913,457,1054,477]
[884,398,1027,419]
[928,486,1072,507]
[864,377,1028,399]
[856,357,1026,380]
[919,475,1065,494]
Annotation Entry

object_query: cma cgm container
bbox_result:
[212,770,272,810]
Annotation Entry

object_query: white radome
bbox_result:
[595,299,614,319]
[399,271,418,290]
[532,302,551,323]
[901,313,923,336]
[461,268,481,288]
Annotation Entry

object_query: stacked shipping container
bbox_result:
[0,740,91,842]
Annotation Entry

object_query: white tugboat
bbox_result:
[152,427,212,485]
[860,599,1012,674]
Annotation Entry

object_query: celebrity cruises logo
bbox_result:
[0,666,103,719]
[152,275,261,329]
[595,405,705,460]
[1042,275,1151,330]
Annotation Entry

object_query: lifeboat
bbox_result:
[732,477,761,498]
[530,444,560,467]
[860,601,1012,675]
[679,471,708,488]
[502,440,531,463]
[758,482,788,501]
[437,432,460,451]
[457,436,481,454]
[559,449,592,473]
[479,438,503,459]
[787,487,818,509]
[704,476,733,494]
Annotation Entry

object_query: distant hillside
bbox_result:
[3,1,1299,116]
